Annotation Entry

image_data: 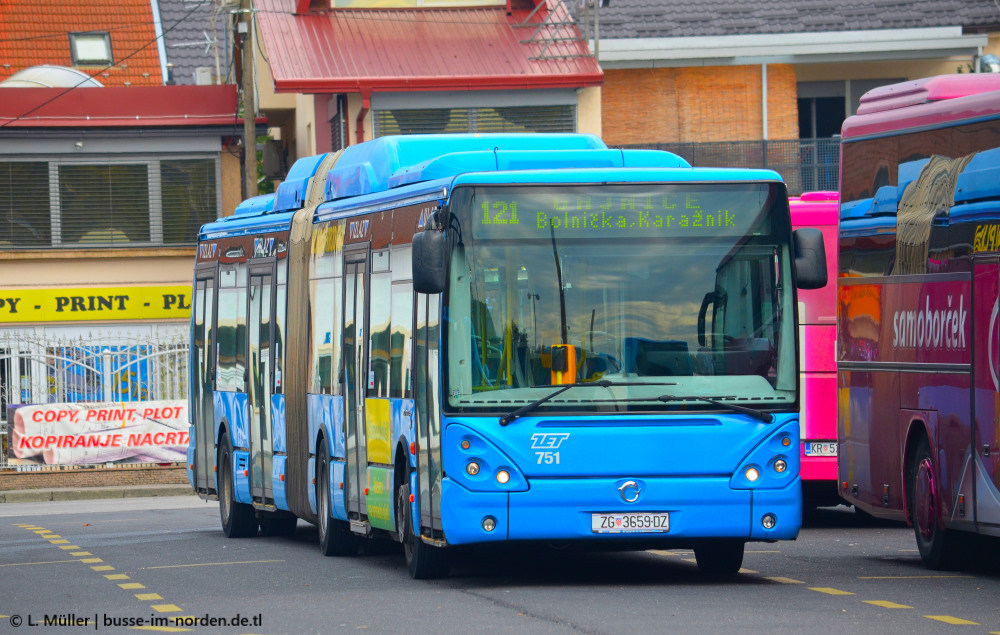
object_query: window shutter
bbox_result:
[374,105,576,137]
[0,162,50,248]
[160,159,218,245]
[59,164,150,246]
[0,156,219,249]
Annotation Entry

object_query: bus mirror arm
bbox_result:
[792,228,827,290]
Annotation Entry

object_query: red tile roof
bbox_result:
[256,0,603,93]
[0,85,240,128]
[0,0,162,87]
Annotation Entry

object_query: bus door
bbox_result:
[344,248,369,519]
[248,263,275,505]
[192,265,217,495]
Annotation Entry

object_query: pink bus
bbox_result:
[790,192,839,508]
[837,74,1000,568]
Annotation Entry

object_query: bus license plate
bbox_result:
[805,442,837,457]
[591,512,669,534]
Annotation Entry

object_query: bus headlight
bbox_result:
[466,461,480,476]
[496,470,510,484]
[773,459,787,473]
[745,466,760,482]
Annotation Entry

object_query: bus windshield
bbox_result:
[444,182,797,415]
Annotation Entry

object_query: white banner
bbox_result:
[9,400,189,466]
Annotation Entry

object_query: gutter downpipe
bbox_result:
[761,64,768,142]
[356,88,371,144]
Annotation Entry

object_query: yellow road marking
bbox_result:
[738,568,758,574]
[0,559,80,567]
[49,539,70,544]
[765,576,803,584]
[136,593,164,601]
[925,615,979,625]
[150,604,182,613]
[858,575,972,579]
[70,552,93,556]
[105,574,130,580]
[143,560,284,569]
[682,558,697,564]
[131,626,191,632]
[810,587,855,596]
[59,546,82,550]
[647,550,679,557]
[865,600,911,609]
[42,534,61,538]
[91,565,114,571]
[119,583,146,590]
[80,558,103,564]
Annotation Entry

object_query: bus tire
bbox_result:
[317,443,357,557]
[694,540,744,578]
[259,515,298,537]
[219,432,258,538]
[908,436,961,570]
[395,480,449,579]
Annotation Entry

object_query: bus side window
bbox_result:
[369,272,391,397]
[390,282,413,398]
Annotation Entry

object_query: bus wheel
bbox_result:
[317,444,357,557]
[909,436,960,570]
[395,481,449,579]
[219,433,258,538]
[694,540,744,578]
[259,515,298,537]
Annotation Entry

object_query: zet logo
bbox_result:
[530,433,570,449]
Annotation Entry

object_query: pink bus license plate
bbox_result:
[805,442,837,456]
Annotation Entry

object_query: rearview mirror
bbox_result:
[412,229,449,294]
[792,228,827,290]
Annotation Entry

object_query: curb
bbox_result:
[0,484,196,503]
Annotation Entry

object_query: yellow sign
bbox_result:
[0,286,192,323]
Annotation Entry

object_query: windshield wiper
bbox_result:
[651,394,774,423]
[498,380,676,426]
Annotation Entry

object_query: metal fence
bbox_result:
[0,328,189,468]
[618,138,841,196]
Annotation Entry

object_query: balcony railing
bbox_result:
[618,138,840,196]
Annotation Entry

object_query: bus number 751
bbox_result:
[536,451,560,464]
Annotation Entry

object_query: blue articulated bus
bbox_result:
[187,133,827,578]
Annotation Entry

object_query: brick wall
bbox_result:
[601,64,799,145]
[0,464,188,491]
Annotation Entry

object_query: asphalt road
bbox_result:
[1,497,998,635]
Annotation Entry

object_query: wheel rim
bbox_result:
[914,456,937,541]
[220,454,232,523]
[398,486,414,561]
[318,460,328,537]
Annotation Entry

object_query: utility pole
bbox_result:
[240,0,258,199]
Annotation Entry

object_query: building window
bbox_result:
[0,162,50,247]
[69,32,113,66]
[0,157,219,249]
[373,105,576,137]
[60,164,151,244]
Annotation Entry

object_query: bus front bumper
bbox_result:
[440,476,801,546]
